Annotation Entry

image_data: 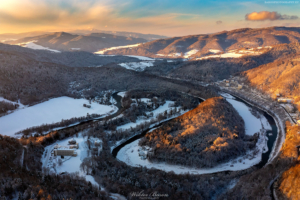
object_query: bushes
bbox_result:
[0,100,18,115]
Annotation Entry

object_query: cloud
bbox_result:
[245,11,298,21]
[216,20,222,25]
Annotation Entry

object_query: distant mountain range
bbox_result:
[0,31,50,42]
[102,27,300,59]
[69,29,167,41]
[4,32,150,53]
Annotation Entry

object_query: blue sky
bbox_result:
[0,0,299,36]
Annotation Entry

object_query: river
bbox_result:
[113,92,278,174]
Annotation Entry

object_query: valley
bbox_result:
[1,26,300,200]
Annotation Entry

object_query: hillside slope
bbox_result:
[6,32,147,52]
[242,43,300,111]
[139,97,258,168]
[0,47,217,105]
[104,27,300,59]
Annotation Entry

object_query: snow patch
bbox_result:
[17,41,61,53]
[125,55,155,61]
[118,61,154,71]
[94,43,141,54]
[184,49,199,58]
[209,49,222,53]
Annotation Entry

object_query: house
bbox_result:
[54,149,77,157]
[237,84,243,90]
[68,138,76,145]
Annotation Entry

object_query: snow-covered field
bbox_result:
[0,97,116,137]
[41,134,101,188]
[94,43,141,54]
[117,93,272,174]
[17,41,61,53]
[118,61,154,71]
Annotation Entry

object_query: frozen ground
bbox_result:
[117,92,272,174]
[118,61,154,71]
[0,97,116,137]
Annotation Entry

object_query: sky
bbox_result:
[0,0,299,36]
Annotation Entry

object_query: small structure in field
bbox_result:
[54,149,77,157]
[68,138,76,145]
[83,104,91,108]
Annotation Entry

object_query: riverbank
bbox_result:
[218,85,288,163]
[114,92,277,175]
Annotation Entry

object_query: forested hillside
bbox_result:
[242,43,300,111]
[141,43,299,84]
[0,47,217,105]
[139,97,258,168]
[104,27,300,58]
[6,32,147,53]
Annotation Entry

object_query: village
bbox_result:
[216,77,300,125]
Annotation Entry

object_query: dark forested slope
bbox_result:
[6,32,147,53]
